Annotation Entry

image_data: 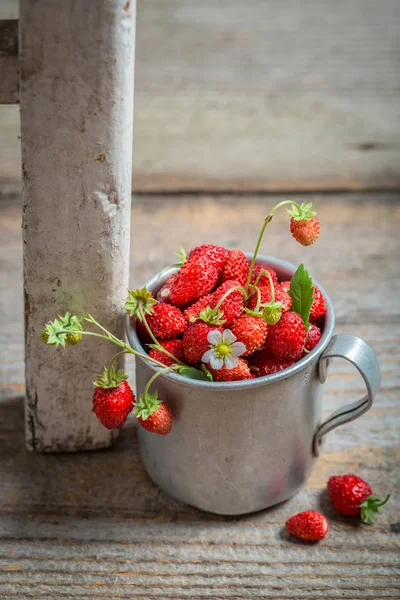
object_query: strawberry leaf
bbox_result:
[288,264,314,333]
[177,366,212,381]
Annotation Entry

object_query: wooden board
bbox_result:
[0,192,399,598]
[1,0,400,192]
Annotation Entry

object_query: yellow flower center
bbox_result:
[214,342,231,359]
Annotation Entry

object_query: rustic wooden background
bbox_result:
[1,192,399,598]
[1,0,400,192]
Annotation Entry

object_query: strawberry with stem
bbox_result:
[133,366,175,435]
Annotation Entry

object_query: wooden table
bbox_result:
[0,192,399,598]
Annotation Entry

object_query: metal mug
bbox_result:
[127,255,380,515]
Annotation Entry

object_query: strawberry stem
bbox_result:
[248,268,275,303]
[143,365,177,398]
[138,306,186,366]
[212,285,246,315]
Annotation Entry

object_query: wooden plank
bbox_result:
[19,0,136,451]
[0,20,19,104]
[1,0,400,192]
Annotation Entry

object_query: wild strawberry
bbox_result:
[157,273,179,303]
[183,322,223,364]
[222,250,250,286]
[251,353,294,377]
[286,510,328,541]
[287,202,320,246]
[146,303,187,339]
[268,311,306,361]
[210,358,254,381]
[188,244,230,272]
[212,279,244,325]
[310,286,327,322]
[280,280,291,293]
[247,284,292,314]
[231,314,268,356]
[134,391,172,435]
[305,323,321,352]
[327,474,390,523]
[169,255,219,305]
[183,293,215,323]
[250,264,278,286]
[92,367,135,429]
[148,339,185,366]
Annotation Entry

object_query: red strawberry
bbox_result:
[251,352,294,377]
[212,279,244,325]
[157,273,179,303]
[188,244,230,272]
[327,474,390,523]
[134,391,172,435]
[210,358,254,382]
[268,312,306,361]
[146,303,187,340]
[280,280,291,293]
[247,284,292,314]
[169,256,219,305]
[222,250,250,286]
[231,314,268,356]
[183,322,223,364]
[250,265,278,286]
[305,323,321,352]
[93,379,135,429]
[290,216,320,246]
[183,293,215,323]
[148,339,185,366]
[286,510,328,541]
[310,286,327,322]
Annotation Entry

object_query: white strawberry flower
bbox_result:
[201,329,246,370]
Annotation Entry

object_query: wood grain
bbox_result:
[0,192,399,598]
[1,0,400,191]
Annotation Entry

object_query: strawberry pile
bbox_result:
[135,245,327,382]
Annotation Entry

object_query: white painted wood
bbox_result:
[19,0,136,451]
[0,20,19,104]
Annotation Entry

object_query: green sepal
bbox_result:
[360,494,390,524]
[93,365,128,389]
[288,264,314,333]
[133,391,161,420]
[41,312,83,348]
[198,306,226,326]
[262,302,283,325]
[172,247,187,268]
[177,365,213,381]
[124,287,157,320]
[286,202,317,222]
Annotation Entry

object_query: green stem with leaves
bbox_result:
[138,306,186,367]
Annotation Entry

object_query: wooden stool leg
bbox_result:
[19,0,136,451]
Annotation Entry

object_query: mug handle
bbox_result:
[313,334,381,457]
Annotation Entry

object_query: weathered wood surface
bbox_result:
[1,0,400,192]
[0,192,399,598]
[19,0,136,451]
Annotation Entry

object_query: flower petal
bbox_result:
[222,329,237,344]
[231,341,246,356]
[210,355,224,370]
[224,355,239,369]
[208,330,222,345]
[201,349,214,363]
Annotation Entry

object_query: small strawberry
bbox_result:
[287,202,320,246]
[157,273,179,303]
[305,323,321,352]
[327,474,390,523]
[279,280,291,293]
[251,352,294,377]
[65,322,83,346]
[210,358,254,381]
[188,244,230,272]
[148,339,185,366]
[183,293,215,323]
[268,311,306,361]
[134,391,172,435]
[183,322,223,364]
[222,250,250,286]
[250,265,278,286]
[92,366,135,429]
[169,255,219,305]
[231,314,268,356]
[310,286,327,322]
[212,279,244,325]
[146,303,187,340]
[286,510,328,541]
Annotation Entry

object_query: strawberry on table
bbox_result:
[146,303,187,340]
[286,510,328,541]
[327,474,390,523]
[92,366,135,429]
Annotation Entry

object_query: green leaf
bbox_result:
[177,366,211,381]
[201,364,214,381]
[124,287,157,319]
[360,494,390,524]
[288,264,314,333]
